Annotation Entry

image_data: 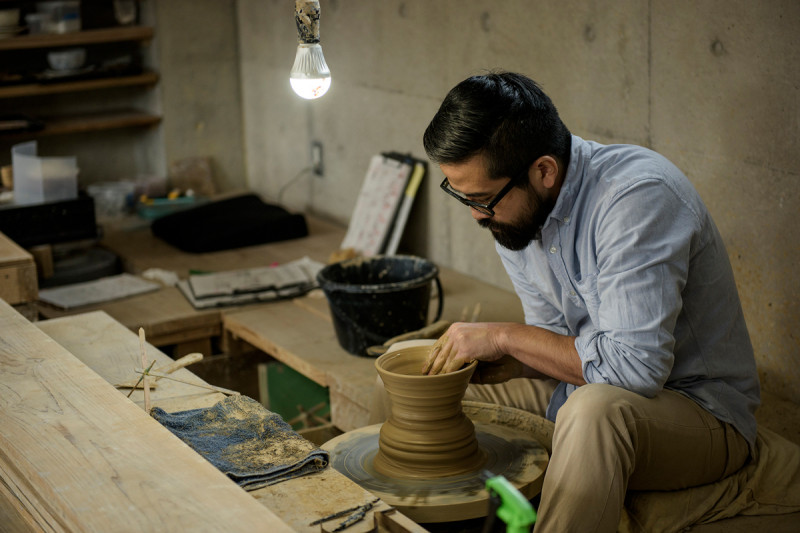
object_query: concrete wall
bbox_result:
[235,0,799,403]
[154,0,245,192]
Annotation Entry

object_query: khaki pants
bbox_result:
[371,378,750,532]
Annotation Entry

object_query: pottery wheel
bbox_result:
[322,401,549,523]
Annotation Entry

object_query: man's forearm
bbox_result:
[499,323,586,386]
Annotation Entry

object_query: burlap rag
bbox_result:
[151,395,329,490]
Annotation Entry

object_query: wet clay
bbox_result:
[373,345,486,479]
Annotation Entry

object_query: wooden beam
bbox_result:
[0,301,293,532]
[0,231,37,305]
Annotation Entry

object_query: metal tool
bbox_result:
[481,470,537,533]
[309,498,379,532]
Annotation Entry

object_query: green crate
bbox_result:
[260,361,330,430]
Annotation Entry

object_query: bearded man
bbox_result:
[421,71,760,532]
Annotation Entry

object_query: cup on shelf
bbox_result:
[36,1,81,34]
[25,13,51,34]
[113,0,137,26]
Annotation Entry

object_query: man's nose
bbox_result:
[470,207,491,221]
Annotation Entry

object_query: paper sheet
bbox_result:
[38,273,160,309]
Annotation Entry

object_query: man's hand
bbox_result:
[422,322,506,375]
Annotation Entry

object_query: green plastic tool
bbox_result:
[481,470,537,533]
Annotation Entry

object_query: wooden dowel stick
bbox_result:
[469,303,482,323]
[138,328,151,412]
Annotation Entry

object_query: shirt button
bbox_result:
[569,290,576,296]
[563,216,570,223]
[549,246,557,254]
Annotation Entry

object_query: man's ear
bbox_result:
[534,156,560,189]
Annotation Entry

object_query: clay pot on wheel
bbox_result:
[373,345,486,479]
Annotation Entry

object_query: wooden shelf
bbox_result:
[0,26,154,51]
[0,71,159,99]
[0,109,161,140]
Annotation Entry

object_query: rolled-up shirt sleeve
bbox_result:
[577,178,703,397]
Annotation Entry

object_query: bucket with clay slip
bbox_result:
[316,255,443,357]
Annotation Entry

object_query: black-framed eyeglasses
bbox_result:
[439,167,526,217]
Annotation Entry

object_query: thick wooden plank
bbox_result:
[0,232,31,267]
[36,310,224,411]
[0,302,292,531]
[0,231,37,304]
[37,310,405,533]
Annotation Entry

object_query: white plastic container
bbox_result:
[12,141,79,205]
[87,181,136,220]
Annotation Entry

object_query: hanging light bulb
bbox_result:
[290,0,331,100]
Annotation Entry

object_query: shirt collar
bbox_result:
[546,134,587,223]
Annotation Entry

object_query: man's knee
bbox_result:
[554,383,639,439]
[559,383,623,417]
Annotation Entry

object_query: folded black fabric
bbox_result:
[151,193,308,253]
[151,395,328,490]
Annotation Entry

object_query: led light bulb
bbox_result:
[290,43,331,99]
[290,0,331,100]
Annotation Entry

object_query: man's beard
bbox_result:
[478,186,555,251]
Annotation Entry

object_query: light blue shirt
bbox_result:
[497,135,760,446]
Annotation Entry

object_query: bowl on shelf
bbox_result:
[47,47,86,71]
[0,8,20,27]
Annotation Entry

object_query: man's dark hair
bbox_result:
[423,71,571,180]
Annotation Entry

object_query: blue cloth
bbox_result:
[497,135,760,446]
[151,395,329,490]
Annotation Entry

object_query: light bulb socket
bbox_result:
[290,0,330,99]
[290,43,330,79]
[295,0,321,44]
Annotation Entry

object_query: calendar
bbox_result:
[341,154,413,256]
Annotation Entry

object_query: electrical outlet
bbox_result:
[311,141,324,176]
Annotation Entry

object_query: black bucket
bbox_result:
[316,255,444,357]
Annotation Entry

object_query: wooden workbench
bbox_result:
[16,305,408,532]
[31,206,525,432]
[224,268,524,432]
[0,230,38,320]
[35,213,347,354]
